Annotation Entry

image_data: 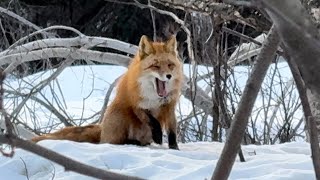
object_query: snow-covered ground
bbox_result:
[0,140,315,180]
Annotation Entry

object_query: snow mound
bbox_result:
[0,141,315,180]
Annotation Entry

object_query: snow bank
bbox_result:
[0,141,315,180]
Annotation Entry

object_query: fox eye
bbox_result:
[153,65,160,69]
[168,63,175,68]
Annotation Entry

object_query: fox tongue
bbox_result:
[156,78,167,97]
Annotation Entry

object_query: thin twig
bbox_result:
[20,157,30,180]
[222,27,262,46]
[98,75,122,123]
[0,19,10,47]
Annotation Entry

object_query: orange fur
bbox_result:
[31,125,101,143]
[32,35,183,148]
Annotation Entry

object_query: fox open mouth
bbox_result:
[155,78,167,97]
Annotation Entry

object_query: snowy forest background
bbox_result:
[0,0,320,179]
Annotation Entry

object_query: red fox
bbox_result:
[32,35,183,149]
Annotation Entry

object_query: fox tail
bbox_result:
[31,124,101,144]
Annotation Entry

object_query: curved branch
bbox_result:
[0,48,131,68]
[0,36,138,57]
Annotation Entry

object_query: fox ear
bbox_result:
[139,35,154,59]
[165,35,177,55]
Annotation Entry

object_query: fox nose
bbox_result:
[166,74,172,80]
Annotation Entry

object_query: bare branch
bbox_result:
[153,0,231,14]
[98,75,122,123]
[0,135,144,180]
[0,7,44,32]
[0,19,10,47]
[0,36,137,57]
[0,48,131,72]
[222,27,263,46]
[223,0,254,7]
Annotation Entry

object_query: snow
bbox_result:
[0,141,315,180]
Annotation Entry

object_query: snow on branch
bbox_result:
[0,36,138,57]
[0,25,139,75]
[152,0,231,14]
[1,48,131,73]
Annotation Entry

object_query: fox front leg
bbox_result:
[159,106,179,150]
[145,111,163,145]
[133,108,163,144]
[166,105,179,150]
[167,117,179,150]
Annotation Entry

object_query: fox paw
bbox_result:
[169,144,179,150]
[168,131,179,150]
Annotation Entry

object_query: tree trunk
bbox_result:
[302,0,320,143]
[307,89,320,141]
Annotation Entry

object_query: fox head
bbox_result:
[136,35,182,104]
